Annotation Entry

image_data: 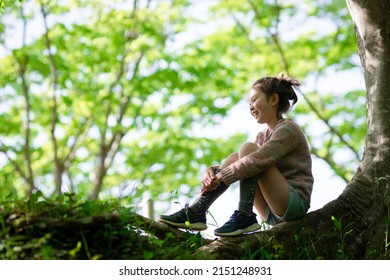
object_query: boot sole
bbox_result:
[214,223,261,237]
[156,217,207,231]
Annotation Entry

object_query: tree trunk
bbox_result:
[196,0,390,259]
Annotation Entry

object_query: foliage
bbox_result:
[238,216,358,260]
[0,192,208,260]
[0,0,24,12]
[2,192,384,260]
[0,0,246,201]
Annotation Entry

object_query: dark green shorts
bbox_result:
[266,185,309,226]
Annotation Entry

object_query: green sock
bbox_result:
[238,176,258,214]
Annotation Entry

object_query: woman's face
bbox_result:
[248,87,278,125]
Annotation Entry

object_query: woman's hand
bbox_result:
[201,171,223,196]
[202,167,215,186]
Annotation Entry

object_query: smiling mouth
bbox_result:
[252,111,259,118]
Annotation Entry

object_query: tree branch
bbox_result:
[91,3,147,199]
[0,148,29,183]
[40,1,62,194]
[16,5,35,196]
[311,147,350,183]
[63,117,92,167]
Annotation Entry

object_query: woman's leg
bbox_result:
[157,153,242,230]
[239,143,290,218]
[214,144,262,236]
[189,152,238,213]
[254,187,267,220]
[237,143,258,214]
[256,165,290,216]
[158,153,240,230]
[220,152,239,168]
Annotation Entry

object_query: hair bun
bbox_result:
[278,72,301,87]
[288,78,301,87]
[278,72,285,79]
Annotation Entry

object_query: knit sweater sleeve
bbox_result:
[220,121,300,185]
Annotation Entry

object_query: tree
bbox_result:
[0,0,245,201]
[194,0,390,259]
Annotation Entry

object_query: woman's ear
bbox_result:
[271,93,279,106]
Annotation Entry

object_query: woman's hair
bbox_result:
[251,73,300,116]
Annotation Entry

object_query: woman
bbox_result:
[157,74,314,237]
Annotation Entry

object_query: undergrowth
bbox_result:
[0,191,205,260]
[2,192,389,260]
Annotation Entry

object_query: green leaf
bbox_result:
[331,216,342,232]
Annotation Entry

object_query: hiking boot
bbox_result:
[156,204,207,231]
[214,210,260,237]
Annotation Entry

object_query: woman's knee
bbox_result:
[220,152,239,168]
[239,142,258,157]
